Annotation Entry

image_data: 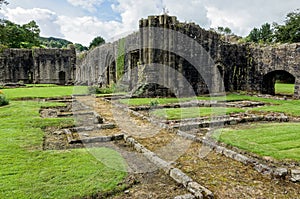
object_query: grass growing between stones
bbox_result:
[151,107,244,120]
[275,83,295,95]
[120,93,300,117]
[213,123,300,161]
[0,101,127,198]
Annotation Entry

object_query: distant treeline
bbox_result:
[0,18,105,52]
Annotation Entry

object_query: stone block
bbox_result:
[174,194,196,199]
[187,182,213,199]
[170,168,193,187]
[291,169,300,182]
[254,163,272,175]
[234,154,250,165]
[272,168,288,179]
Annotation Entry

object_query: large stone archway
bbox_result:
[262,70,295,95]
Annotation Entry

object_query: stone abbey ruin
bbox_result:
[1,14,300,98]
[0,48,76,85]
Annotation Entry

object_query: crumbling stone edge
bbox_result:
[198,138,300,183]
[110,99,300,184]
[123,133,214,199]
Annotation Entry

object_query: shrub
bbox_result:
[0,92,9,106]
[88,84,115,95]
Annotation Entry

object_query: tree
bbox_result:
[224,27,232,35]
[245,10,300,44]
[89,36,105,49]
[216,26,232,35]
[74,43,88,52]
[246,28,260,42]
[245,23,273,43]
[274,10,300,43]
[0,19,41,48]
[260,23,273,42]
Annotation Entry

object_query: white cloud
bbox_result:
[164,0,210,27]
[205,0,300,36]
[67,0,104,12]
[112,0,161,30]
[0,7,64,37]
[56,15,124,45]
[1,0,299,46]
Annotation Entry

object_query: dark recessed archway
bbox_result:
[262,70,295,95]
[58,71,66,85]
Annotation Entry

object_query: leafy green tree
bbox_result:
[274,10,300,43]
[260,23,273,42]
[246,23,273,43]
[224,27,232,35]
[246,28,260,42]
[216,26,232,35]
[74,43,88,52]
[245,10,300,44]
[22,20,41,47]
[89,36,105,49]
[0,19,41,48]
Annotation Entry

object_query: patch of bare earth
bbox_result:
[176,142,300,198]
[111,171,187,199]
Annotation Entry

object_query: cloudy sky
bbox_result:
[0,0,299,46]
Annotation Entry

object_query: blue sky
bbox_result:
[0,0,299,46]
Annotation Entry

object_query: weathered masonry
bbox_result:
[76,14,300,98]
[0,48,76,85]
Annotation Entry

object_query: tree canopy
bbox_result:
[245,9,300,43]
[89,36,105,49]
[0,19,89,51]
[0,19,41,48]
[216,26,232,35]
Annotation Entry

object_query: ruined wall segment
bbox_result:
[250,43,300,97]
[76,14,300,98]
[0,49,33,83]
[0,47,76,85]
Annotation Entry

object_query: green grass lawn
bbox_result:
[213,123,300,161]
[275,83,295,95]
[2,86,89,100]
[151,107,244,120]
[118,93,274,106]
[0,88,127,198]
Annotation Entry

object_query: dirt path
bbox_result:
[75,96,300,198]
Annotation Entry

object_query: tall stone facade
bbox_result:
[0,47,76,85]
[76,14,300,98]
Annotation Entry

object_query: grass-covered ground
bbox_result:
[151,107,244,120]
[2,86,89,100]
[119,87,300,162]
[0,87,127,198]
[122,93,300,119]
[275,83,295,95]
[213,123,300,161]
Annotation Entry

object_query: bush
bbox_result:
[88,85,115,95]
[0,93,9,106]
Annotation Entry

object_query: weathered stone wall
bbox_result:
[0,47,76,84]
[0,49,33,83]
[251,44,300,97]
[76,14,300,98]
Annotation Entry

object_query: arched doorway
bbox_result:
[58,71,66,85]
[262,70,295,96]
